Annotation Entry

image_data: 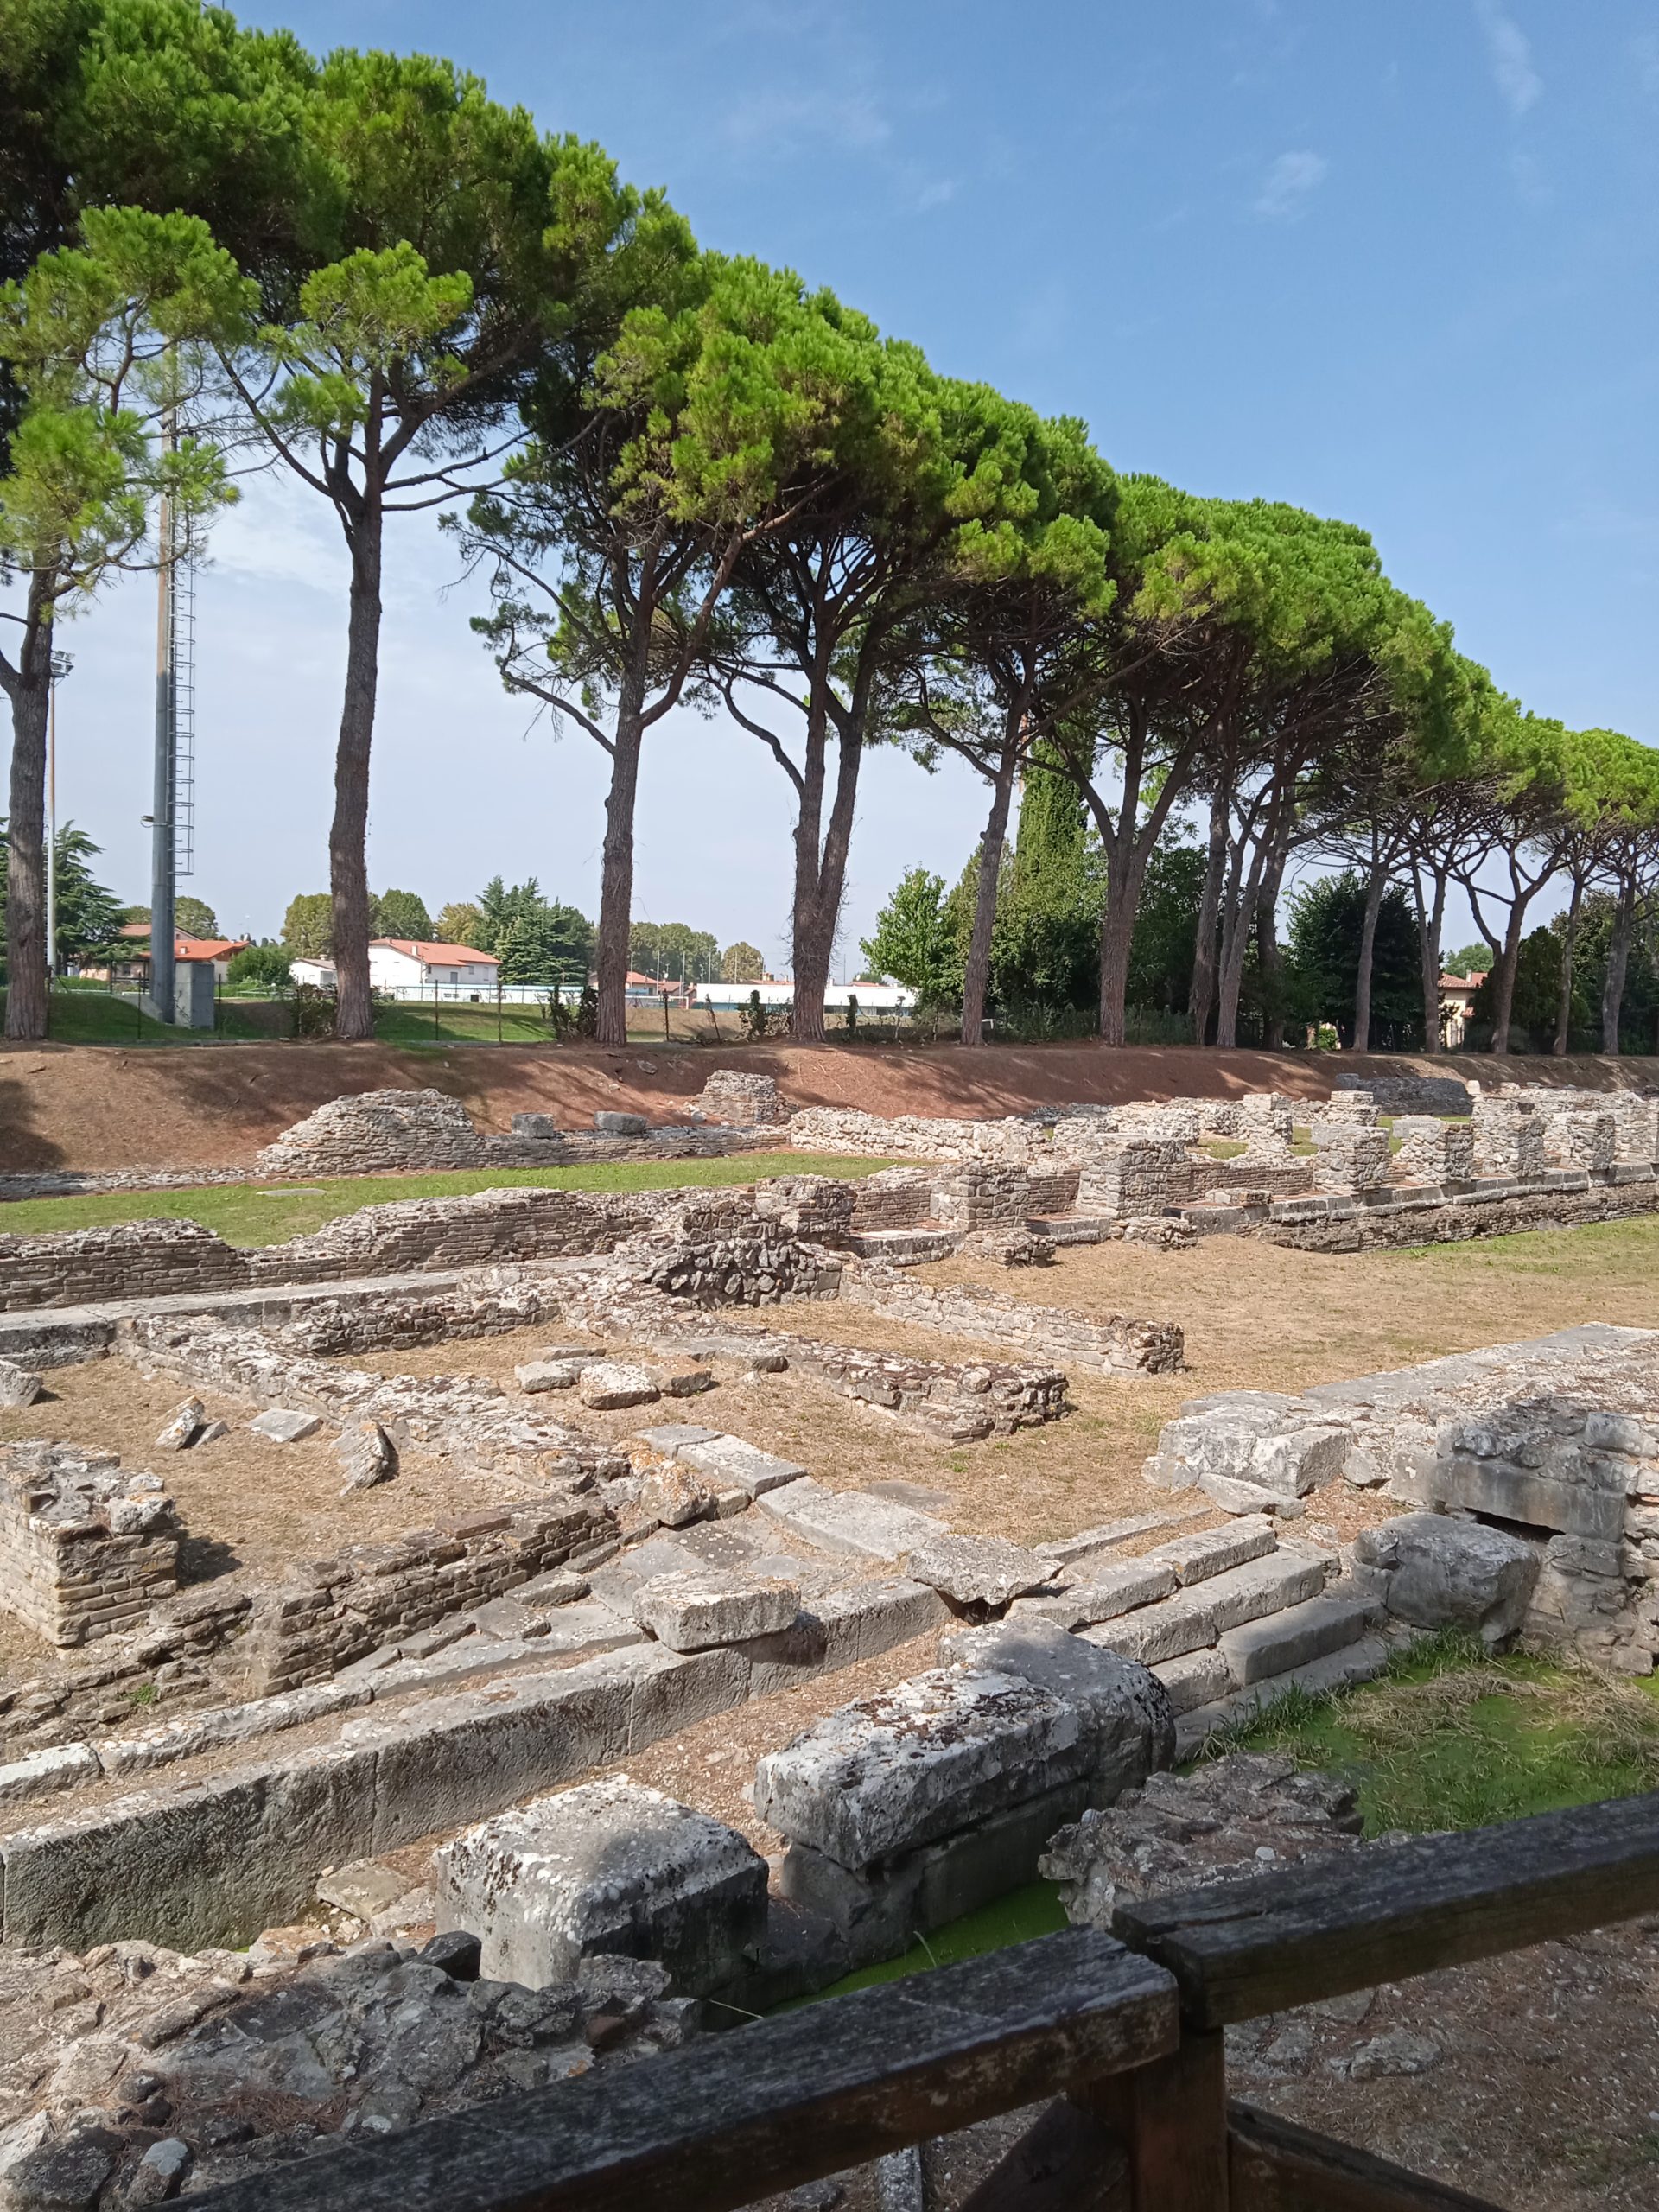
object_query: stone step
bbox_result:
[847,1229,961,1265]
[1217,1591,1380,1686]
[1173,1632,1395,1758]
[1193,1546,1334,1635]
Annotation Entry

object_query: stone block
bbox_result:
[812,1579,948,1669]
[1429,1454,1628,1541]
[336,1419,397,1494]
[249,1408,321,1443]
[938,1618,1174,1792]
[578,1362,661,1412]
[1150,1516,1277,1584]
[905,1533,1051,1609]
[434,1780,767,1993]
[633,1568,802,1653]
[1082,1589,1217,1666]
[1351,1512,1541,1644]
[638,1464,716,1529]
[757,1478,947,1561]
[0,1742,100,1803]
[753,1669,1091,1868]
[1249,1424,1351,1497]
[1151,1646,1235,1715]
[515,1360,582,1394]
[0,1357,41,1408]
[1218,1592,1377,1685]
[1197,1471,1306,1518]
[675,1436,808,1497]
[1009,1558,1177,1629]
[1192,1546,1332,1634]
[594,1112,651,1136]
[155,1398,205,1452]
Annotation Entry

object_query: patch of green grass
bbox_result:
[1394,1211,1659,1274]
[1206,1630,1659,1834]
[778,1881,1069,2010]
[0,1152,898,1247]
[372,1001,573,1046]
[1202,1139,1249,1160]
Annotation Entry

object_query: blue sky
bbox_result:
[54,0,1659,962]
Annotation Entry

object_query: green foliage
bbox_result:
[1285,871,1422,1048]
[225,942,291,990]
[630,921,717,983]
[1124,842,1205,1014]
[432,900,483,947]
[495,898,592,984]
[1446,943,1494,976]
[1470,928,1569,1052]
[174,894,217,937]
[0,817,121,963]
[986,760,1101,1018]
[861,868,960,1002]
[719,940,763,984]
[280,890,332,959]
[470,877,591,982]
[368,887,432,941]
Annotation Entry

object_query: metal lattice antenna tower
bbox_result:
[172,516,196,880]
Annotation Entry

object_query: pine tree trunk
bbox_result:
[1351,862,1385,1053]
[1553,878,1583,1058]
[1603,885,1634,1055]
[793,718,864,1043]
[1411,868,1446,1053]
[594,671,647,1048]
[1488,911,1527,1055]
[961,730,1018,1046]
[3,575,54,1042]
[1212,831,1255,1051]
[1187,782,1228,1046]
[329,515,384,1044]
[1257,854,1287,1049]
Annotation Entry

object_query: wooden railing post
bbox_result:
[1090,2028,1230,2211]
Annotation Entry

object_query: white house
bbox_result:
[288,941,502,998]
[368,939,499,997]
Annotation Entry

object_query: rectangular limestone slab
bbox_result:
[1009,1559,1177,1630]
[1218,1592,1379,1685]
[1151,1647,1235,1716]
[758,1478,947,1560]
[434,1777,767,1993]
[753,1668,1090,1868]
[1080,1589,1218,1666]
[677,1435,808,1497]
[633,1569,802,1654]
[1192,1547,1334,1635]
[1149,1516,1277,1585]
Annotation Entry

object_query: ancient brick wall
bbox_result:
[239,1495,613,1694]
[842,1268,1185,1375]
[931,1162,1031,1230]
[0,1445,180,1648]
[0,1219,250,1313]
[849,1168,935,1230]
[248,1185,659,1284]
[1026,1164,1082,1215]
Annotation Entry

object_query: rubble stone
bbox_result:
[335,1420,397,1494]
[577,1363,662,1412]
[0,1357,42,1408]
[247,1408,320,1444]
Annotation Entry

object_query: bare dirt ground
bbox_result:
[3,1036,1654,1173]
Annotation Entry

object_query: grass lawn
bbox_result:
[0,1152,897,1246]
[1216,1630,1659,1834]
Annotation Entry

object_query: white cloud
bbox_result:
[722,86,890,156]
[1473,0,1542,118]
[1253,150,1328,219]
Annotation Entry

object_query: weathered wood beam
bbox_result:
[1228,2101,1507,2211]
[1113,1789,1659,2028]
[954,2097,1131,2212]
[190,1929,1177,2212]
[1093,2029,1230,2210]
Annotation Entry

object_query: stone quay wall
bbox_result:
[0,1445,180,1649]
[240,1494,613,1696]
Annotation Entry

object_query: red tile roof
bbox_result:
[372,939,498,968]
[175,937,249,962]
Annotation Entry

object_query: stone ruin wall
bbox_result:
[240,1493,614,1697]
[0,1445,181,1649]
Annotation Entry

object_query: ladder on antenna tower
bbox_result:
[171,521,196,880]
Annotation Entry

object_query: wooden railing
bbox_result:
[194,1790,1659,2212]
